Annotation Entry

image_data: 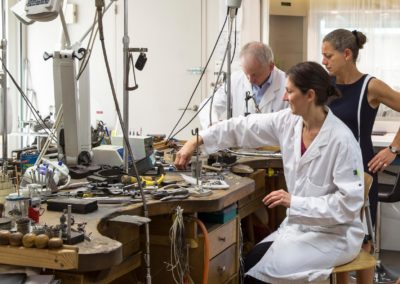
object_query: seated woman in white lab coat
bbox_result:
[175,61,365,283]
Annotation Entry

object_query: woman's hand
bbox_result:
[174,137,201,170]
[263,189,291,208]
[368,148,397,173]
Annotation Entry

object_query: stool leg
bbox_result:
[356,267,374,284]
[374,200,396,283]
[336,272,349,284]
[365,198,375,248]
[330,273,336,284]
[376,201,381,260]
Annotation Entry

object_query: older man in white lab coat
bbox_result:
[177,62,365,283]
[198,42,287,129]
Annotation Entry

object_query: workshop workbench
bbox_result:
[17,172,256,284]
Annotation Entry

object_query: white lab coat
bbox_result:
[198,67,287,129]
[200,108,365,283]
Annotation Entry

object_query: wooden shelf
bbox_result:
[0,245,78,270]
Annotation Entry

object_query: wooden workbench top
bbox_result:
[39,172,255,272]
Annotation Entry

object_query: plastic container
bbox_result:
[20,151,39,174]
[4,193,30,221]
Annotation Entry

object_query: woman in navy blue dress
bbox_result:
[322,28,400,224]
[322,28,400,283]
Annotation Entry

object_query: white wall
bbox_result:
[22,0,262,141]
[26,1,111,122]
[0,0,22,157]
[25,1,206,140]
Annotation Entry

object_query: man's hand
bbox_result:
[368,147,396,173]
[174,137,200,170]
[262,189,291,208]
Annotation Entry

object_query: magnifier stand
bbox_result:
[191,128,212,197]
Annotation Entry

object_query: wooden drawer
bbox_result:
[208,244,237,283]
[208,218,237,259]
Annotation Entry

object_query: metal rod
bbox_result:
[34,105,63,166]
[96,2,151,282]
[226,10,235,120]
[58,8,71,49]
[123,0,129,171]
[67,204,71,239]
[1,0,8,162]
[77,1,115,45]
[195,129,199,187]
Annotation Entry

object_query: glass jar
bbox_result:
[4,193,30,222]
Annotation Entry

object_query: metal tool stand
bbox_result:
[191,128,211,197]
[225,8,235,120]
[95,1,151,282]
[1,0,8,164]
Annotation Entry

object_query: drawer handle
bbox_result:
[218,236,226,242]
[218,265,226,274]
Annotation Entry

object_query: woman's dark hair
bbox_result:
[323,28,367,62]
[286,61,341,106]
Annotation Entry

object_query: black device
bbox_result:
[47,199,98,214]
[135,52,147,71]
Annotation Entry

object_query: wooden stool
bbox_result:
[330,173,376,284]
[330,250,376,284]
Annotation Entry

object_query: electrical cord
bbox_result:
[192,217,210,284]
[167,206,191,284]
[208,10,235,130]
[168,16,232,139]
[0,57,58,144]
[231,16,237,64]
[169,9,238,138]
[166,14,228,142]
[95,3,152,283]
[77,0,116,80]
[76,11,98,80]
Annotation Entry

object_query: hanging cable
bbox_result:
[231,16,237,64]
[165,14,228,142]
[95,2,151,283]
[168,17,232,139]
[167,206,191,284]
[0,57,58,144]
[76,11,98,80]
[207,24,232,131]
[167,8,238,139]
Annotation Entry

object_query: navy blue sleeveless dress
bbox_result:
[329,74,378,224]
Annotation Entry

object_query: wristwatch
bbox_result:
[389,145,399,155]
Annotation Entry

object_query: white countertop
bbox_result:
[372,133,396,148]
[372,119,400,148]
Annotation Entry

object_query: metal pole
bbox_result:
[122,0,129,171]
[122,2,151,282]
[226,11,235,120]
[1,0,8,162]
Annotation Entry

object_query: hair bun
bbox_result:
[327,85,339,98]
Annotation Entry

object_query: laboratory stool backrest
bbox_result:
[378,170,400,203]
[361,173,373,220]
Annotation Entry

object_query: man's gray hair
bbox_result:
[240,42,274,65]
